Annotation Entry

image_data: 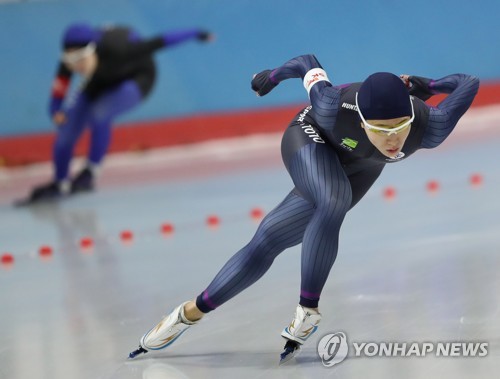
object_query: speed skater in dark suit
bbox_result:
[20,22,213,205]
[128,54,479,364]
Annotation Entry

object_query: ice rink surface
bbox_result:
[1,115,499,379]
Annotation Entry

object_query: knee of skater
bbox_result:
[247,232,287,260]
[318,193,351,214]
[246,242,275,261]
[88,103,115,124]
[54,137,75,152]
[88,113,112,127]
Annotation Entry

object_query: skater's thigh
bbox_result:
[88,81,143,123]
[347,163,385,209]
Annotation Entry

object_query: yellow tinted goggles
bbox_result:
[61,43,96,65]
[355,92,414,136]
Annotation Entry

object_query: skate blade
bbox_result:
[279,345,301,365]
[13,198,36,207]
[13,196,61,208]
[128,346,148,359]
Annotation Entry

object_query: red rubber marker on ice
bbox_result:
[161,223,175,236]
[206,215,221,229]
[426,180,440,194]
[1,253,14,268]
[470,173,483,187]
[80,237,94,251]
[120,230,134,243]
[39,245,53,260]
[383,186,396,200]
[250,207,265,221]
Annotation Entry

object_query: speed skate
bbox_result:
[128,302,199,359]
[279,305,322,365]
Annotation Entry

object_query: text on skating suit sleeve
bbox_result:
[270,54,342,132]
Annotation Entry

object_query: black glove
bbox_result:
[407,75,435,101]
[251,69,278,96]
[197,30,213,42]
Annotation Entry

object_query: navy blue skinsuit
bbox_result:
[195,54,479,311]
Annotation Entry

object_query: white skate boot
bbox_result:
[128,302,199,359]
[279,305,322,365]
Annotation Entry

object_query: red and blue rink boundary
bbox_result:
[1,81,500,167]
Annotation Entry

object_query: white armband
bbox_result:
[303,68,330,95]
